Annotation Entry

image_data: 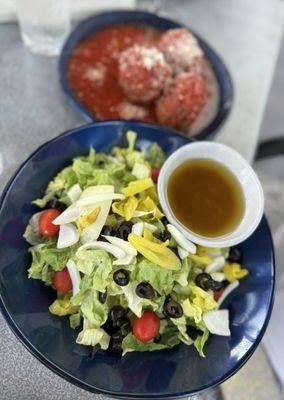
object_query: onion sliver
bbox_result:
[57,224,79,249]
[66,259,81,296]
[217,280,240,307]
[77,241,126,259]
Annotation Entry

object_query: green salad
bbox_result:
[24,131,248,356]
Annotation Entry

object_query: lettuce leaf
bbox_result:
[75,248,113,292]
[133,257,190,296]
[112,131,145,169]
[148,143,166,168]
[182,299,202,324]
[92,254,113,292]
[122,333,175,356]
[190,285,217,312]
[33,166,77,208]
[81,289,108,326]
[32,191,55,208]
[27,244,46,279]
[170,316,193,345]
[132,258,175,295]
[172,257,190,287]
[193,328,209,357]
[49,297,78,316]
[69,313,81,329]
[76,319,110,349]
[76,248,111,274]
[41,244,74,271]
[28,241,74,277]
[85,169,113,187]
[41,264,54,285]
[132,162,151,180]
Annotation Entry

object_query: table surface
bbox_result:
[0,0,284,399]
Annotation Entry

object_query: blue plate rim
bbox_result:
[0,121,275,399]
[58,9,234,141]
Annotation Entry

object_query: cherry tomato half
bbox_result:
[151,167,161,183]
[53,268,72,292]
[213,287,225,301]
[132,310,160,342]
[39,208,61,237]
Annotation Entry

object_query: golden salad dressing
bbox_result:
[167,158,245,237]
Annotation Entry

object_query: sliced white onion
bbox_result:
[102,235,137,256]
[211,272,226,282]
[113,254,134,266]
[67,184,82,203]
[178,246,189,260]
[52,203,79,225]
[143,223,157,233]
[57,223,79,249]
[217,280,240,307]
[77,193,124,207]
[203,309,231,336]
[167,224,197,254]
[66,259,81,295]
[77,241,126,259]
[132,222,144,236]
[80,185,114,198]
[133,210,154,217]
[205,256,226,273]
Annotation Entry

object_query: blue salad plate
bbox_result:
[0,121,274,399]
[59,10,233,141]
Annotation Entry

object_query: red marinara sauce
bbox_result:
[67,25,162,122]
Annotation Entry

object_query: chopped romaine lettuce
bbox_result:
[49,297,79,316]
[69,312,81,329]
[148,143,166,168]
[80,289,108,326]
[193,328,209,357]
[76,319,110,349]
[122,332,176,356]
[170,316,193,345]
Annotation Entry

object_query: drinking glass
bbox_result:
[135,0,163,13]
[15,0,70,56]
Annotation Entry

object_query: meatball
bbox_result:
[159,28,204,74]
[118,45,171,103]
[156,73,209,132]
[118,101,149,121]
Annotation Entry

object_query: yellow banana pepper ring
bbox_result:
[189,253,213,265]
[112,196,138,221]
[223,263,248,282]
[146,186,159,204]
[191,285,217,312]
[128,233,180,270]
[137,196,164,219]
[122,178,154,197]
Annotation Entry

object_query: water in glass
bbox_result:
[15,0,70,56]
